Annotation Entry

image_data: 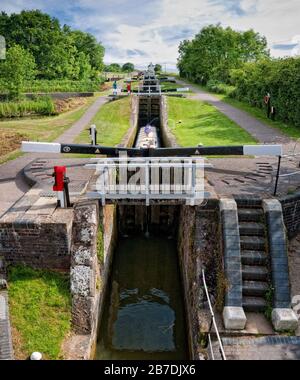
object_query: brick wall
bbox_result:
[0,208,74,271]
[280,193,300,238]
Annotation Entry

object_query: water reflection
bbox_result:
[96,236,188,360]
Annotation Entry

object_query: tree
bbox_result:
[154,64,162,73]
[68,30,105,72]
[0,10,105,80]
[105,63,122,73]
[177,25,269,84]
[122,62,135,72]
[0,45,36,98]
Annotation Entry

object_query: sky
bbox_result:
[1,0,300,70]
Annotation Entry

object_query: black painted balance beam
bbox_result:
[22,142,282,157]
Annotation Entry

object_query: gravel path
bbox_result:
[0,96,107,218]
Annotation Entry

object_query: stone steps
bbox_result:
[242,265,269,281]
[236,205,270,315]
[238,208,264,222]
[240,236,266,251]
[243,281,268,297]
[239,222,265,236]
[241,250,268,266]
[243,296,267,312]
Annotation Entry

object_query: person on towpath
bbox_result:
[113,80,118,96]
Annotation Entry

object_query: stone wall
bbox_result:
[280,193,300,238]
[118,95,139,148]
[70,201,99,335]
[177,204,220,360]
[67,202,117,360]
[160,96,178,148]
[0,205,73,271]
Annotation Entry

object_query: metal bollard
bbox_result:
[89,124,97,145]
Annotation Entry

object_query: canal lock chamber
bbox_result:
[95,95,190,360]
[95,205,190,360]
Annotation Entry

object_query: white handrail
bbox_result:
[202,269,227,360]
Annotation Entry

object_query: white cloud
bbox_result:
[1,0,300,64]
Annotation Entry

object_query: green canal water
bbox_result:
[96,235,188,360]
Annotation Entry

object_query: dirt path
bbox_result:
[0,96,107,218]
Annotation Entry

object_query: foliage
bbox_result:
[178,24,269,84]
[154,64,162,73]
[104,63,122,73]
[8,265,71,360]
[0,10,105,80]
[206,79,235,95]
[0,96,56,118]
[20,78,104,93]
[0,45,36,98]
[97,224,104,265]
[122,62,135,72]
[230,57,300,126]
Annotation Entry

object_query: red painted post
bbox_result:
[53,166,68,208]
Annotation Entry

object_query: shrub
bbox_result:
[207,79,235,95]
[0,97,57,118]
[21,78,104,93]
[232,58,300,126]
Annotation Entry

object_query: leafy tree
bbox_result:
[0,44,36,98]
[154,64,162,73]
[122,62,135,72]
[105,63,122,73]
[177,25,269,84]
[0,10,105,80]
[67,29,105,72]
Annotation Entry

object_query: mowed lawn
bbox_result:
[0,96,96,164]
[76,96,131,146]
[8,266,71,360]
[167,97,256,147]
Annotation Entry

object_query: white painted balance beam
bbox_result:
[243,145,282,156]
[22,142,61,154]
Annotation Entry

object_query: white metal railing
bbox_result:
[85,157,208,205]
[202,270,227,361]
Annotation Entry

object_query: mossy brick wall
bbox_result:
[0,209,73,271]
[280,194,300,238]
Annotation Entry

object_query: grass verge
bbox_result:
[75,96,131,146]
[8,265,71,360]
[167,97,256,146]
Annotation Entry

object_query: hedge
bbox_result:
[231,57,300,126]
[0,97,57,118]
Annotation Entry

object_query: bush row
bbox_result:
[230,58,300,126]
[0,97,57,118]
[22,78,105,93]
[0,78,105,94]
